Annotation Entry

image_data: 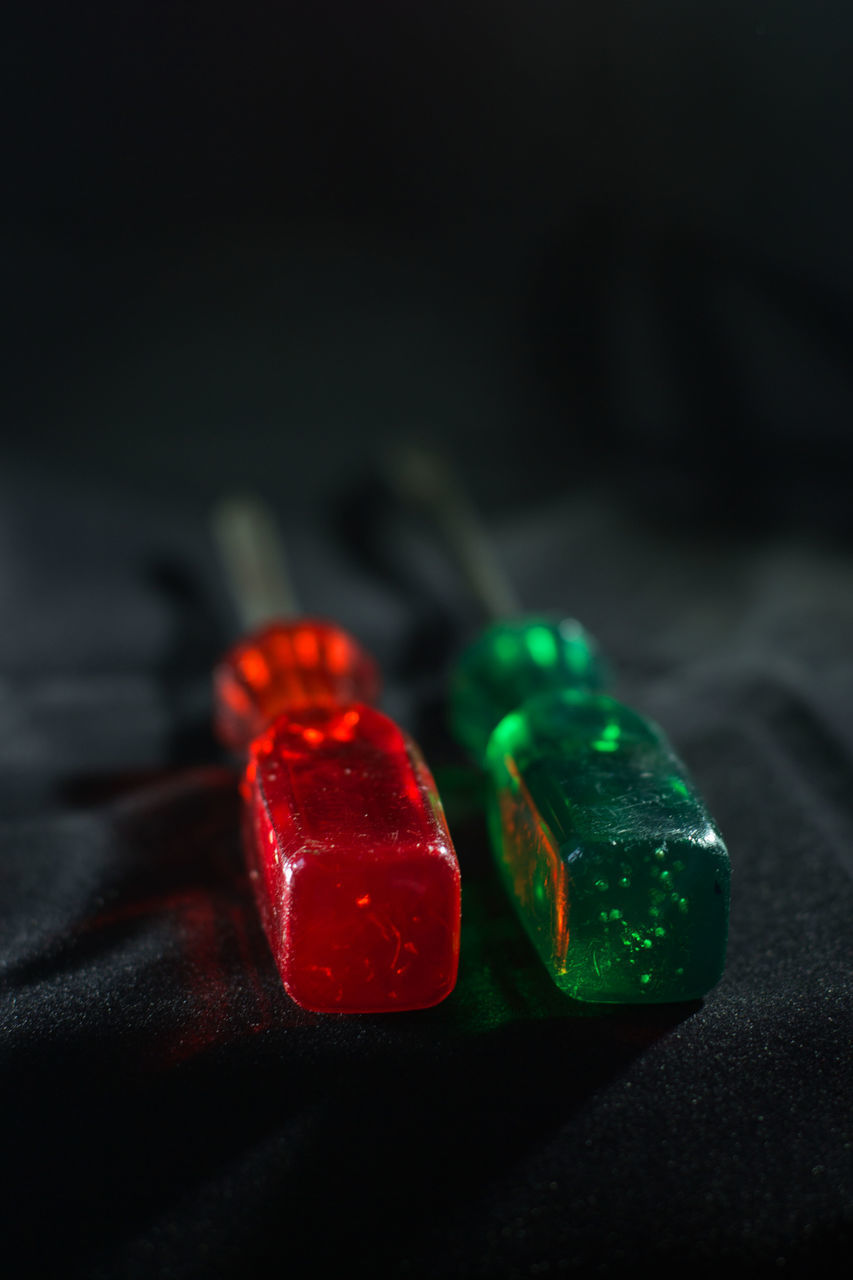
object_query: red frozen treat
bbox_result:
[241,703,461,1013]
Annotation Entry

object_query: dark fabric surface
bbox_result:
[3,5,853,1277]
[3,466,852,1278]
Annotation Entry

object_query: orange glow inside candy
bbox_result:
[214,620,381,751]
[242,704,461,1013]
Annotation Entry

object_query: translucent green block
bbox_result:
[449,616,608,763]
[485,690,729,1003]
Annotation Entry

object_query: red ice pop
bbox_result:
[212,501,461,1014]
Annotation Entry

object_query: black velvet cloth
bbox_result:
[2,5,853,1277]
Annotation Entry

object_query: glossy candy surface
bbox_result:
[485,690,729,1003]
[450,615,607,762]
[214,619,381,751]
[243,703,461,1013]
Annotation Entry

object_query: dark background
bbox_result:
[2,5,852,1277]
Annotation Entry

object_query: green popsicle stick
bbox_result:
[484,689,730,1003]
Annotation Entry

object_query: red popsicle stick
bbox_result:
[215,620,461,1013]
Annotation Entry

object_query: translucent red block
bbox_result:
[242,703,461,1013]
[214,619,381,751]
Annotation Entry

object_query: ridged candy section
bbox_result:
[450,616,607,763]
[214,619,381,751]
